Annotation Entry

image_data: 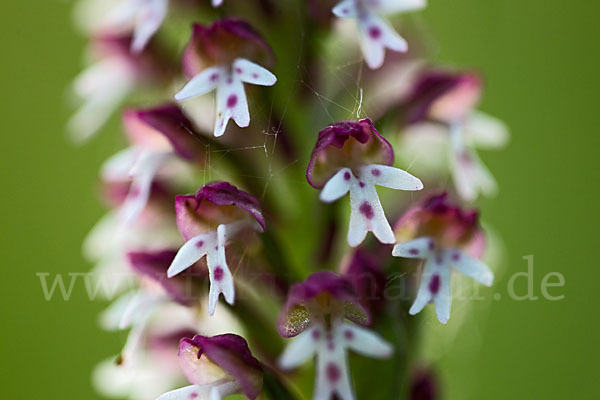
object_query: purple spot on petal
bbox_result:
[214,266,224,282]
[210,73,219,82]
[344,329,354,340]
[195,240,204,248]
[227,94,238,108]
[344,171,351,181]
[428,240,435,251]
[368,26,382,39]
[227,77,233,84]
[452,251,461,262]
[312,329,321,340]
[326,363,341,383]
[189,393,198,399]
[359,181,365,188]
[252,73,259,79]
[409,248,419,255]
[359,202,374,220]
[428,274,441,295]
[371,168,381,177]
[436,254,443,265]
[235,67,243,74]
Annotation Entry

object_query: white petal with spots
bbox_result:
[320,168,353,203]
[314,340,354,400]
[156,385,211,400]
[167,222,248,315]
[358,13,408,69]
[408,254,453,324]
[319,166,420,246]
[176,60,276,137]
[392,237,434,259]
[214,75,250,137]
[348,179,395,246]
[358,163,423,190]
[156,382,240,400]
[332,0,358,18]
[206,224,235,316]
[232,58,277,86]
[445,248,494,286]
[167,231,217,277]
[340,323,393,358]
[174,66,225,101]
[278,325,321,370]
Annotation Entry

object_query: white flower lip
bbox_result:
[332,0,427,69]
[393,239,494,323]
[320,164,423,247]
[175,58,277,137]
[279,321,393,400]
[167,221,254,315]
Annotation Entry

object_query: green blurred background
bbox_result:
[1,0,598,399]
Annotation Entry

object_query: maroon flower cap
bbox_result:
[394,192,485,257]
[123,103,206,161]
[175,182,266,241]
[182,18,274,78]
[128,250,206,306]
[277,271,370,338]
[404,70,482,124]
[306,119,394,188]
[178,334,263,399]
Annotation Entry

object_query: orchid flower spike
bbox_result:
[278,272,393,400]
[392,192,493,323]
[156,334,263,400]
[332,0,427,69]
[167,182,266,315]
[101,104,206,225]
[307,119,423,247]
[404,70,509,201]
[175,18,277,137]
[68,35,170,142]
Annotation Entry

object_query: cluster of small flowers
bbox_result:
[70,1,509,399]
